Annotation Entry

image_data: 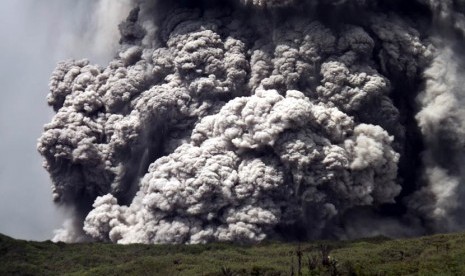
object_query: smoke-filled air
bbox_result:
[37,0,465,244]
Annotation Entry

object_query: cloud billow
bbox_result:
[38,0,465,243]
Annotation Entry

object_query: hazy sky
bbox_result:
[0,0,127,240]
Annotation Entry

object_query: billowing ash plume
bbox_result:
[38,0,465,243]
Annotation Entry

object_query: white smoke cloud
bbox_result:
[413,46,465,231]
[37,0,465,243]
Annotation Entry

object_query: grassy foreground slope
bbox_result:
[1,231,464,275]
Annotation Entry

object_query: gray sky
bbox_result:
[0,0,127,240]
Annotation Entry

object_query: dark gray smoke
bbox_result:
[38,0,465,243]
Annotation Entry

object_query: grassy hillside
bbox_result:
[1,231,464,275]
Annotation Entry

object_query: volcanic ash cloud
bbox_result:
[38,0,465,243]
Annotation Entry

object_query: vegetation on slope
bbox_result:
[1,231,464,275]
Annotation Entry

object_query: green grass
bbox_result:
[1,231,464,275]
